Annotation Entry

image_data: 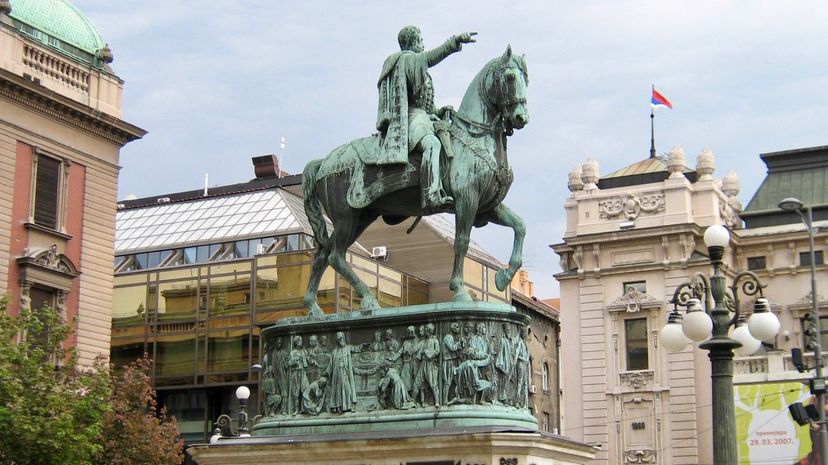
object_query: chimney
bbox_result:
[252,155,280,179]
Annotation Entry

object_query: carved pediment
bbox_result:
[16,245,79,292]
[794,291,828,305]
[609,288,662,312]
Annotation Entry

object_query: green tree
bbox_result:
[0,298,110,465]
[96,355,184,465]
[0,298,183,465]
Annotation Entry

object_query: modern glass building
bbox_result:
[111,165,526,443]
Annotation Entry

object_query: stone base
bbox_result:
[188,427,596,465]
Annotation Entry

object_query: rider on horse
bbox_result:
[376,26,477,214]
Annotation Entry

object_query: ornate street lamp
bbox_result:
[661,224,780,465]
[209,385,256,443]
[779,197,827,463]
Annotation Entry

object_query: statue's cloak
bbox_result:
[375,50,430,165]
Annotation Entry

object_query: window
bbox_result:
[542,412,550,432]
[33,154,63,230]
[800,251,824,267]
[542,362,549,391]
[623,281,646,294]
[747,256,766,271]
[625,318,649,370]
[28,287,57,351]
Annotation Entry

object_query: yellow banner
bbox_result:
[735,382,815,465]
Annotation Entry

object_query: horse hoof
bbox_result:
[307,305,324,318]
[453,291,473,303]
[495,269,511,292]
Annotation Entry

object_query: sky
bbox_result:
[73,0,828,299]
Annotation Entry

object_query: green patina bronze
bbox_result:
[254,30,534,436]
[256,302,537,435]
[302,27,529,317]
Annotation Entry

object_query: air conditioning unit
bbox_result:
[370,246,388,260]
[256,243,268,255]
[529,384,538,394]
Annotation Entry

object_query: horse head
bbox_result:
[490,45,529,132]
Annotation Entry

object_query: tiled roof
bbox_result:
[743,146,828,215]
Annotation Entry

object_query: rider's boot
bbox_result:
[421,134,453,214]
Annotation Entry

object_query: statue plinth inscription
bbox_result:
[255,302,537,436]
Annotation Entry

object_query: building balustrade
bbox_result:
[22,43,90,91]
[732,351,813,384]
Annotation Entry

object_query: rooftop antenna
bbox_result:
[278,136,286,178]
[203,173,209,196]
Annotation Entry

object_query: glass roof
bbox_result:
[116,190,307,253]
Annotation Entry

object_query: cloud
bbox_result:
[75,0,828,299]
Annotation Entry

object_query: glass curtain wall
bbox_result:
[112,249,428,442]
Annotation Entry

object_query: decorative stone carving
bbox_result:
[96,44,114,64]
[620,371,653,391]
[500,458,518,465]
[0,0,11,15]
[666,146,686,178]
[19,279,31,310]
[581,158,600,191]
[598,192,665,220]
[696,149,716,181]
[574,246,584,274]
[682,234,696,263]
[56,290,68,323]
[567,165,584,192]
[722,170,740,197]
[795,291,827,305]
[624,448,657,463]
[609,288,661,313]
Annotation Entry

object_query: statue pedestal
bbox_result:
[188,427,596,465]
[257,302,537,435]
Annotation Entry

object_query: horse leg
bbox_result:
[478,203,525,291]
[327,211,381,310]
[449,194,479,302]
[303,243,331,317]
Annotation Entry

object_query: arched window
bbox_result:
[542,362,549,391]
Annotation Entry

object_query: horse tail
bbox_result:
[303,159,329,248]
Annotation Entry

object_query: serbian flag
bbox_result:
[651,88,673,109]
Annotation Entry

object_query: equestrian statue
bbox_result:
[302,27,529,317]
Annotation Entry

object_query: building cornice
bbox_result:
[553,223,702,250]
[0,68,146,146]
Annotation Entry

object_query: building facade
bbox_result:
[554,146,827,465]
[113,158,561,443]
[0,0,144,365]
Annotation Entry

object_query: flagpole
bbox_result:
[650,85,656,159]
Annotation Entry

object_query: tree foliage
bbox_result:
[0,298,110,465]
[96,355,183,465]
[0,299,183,465]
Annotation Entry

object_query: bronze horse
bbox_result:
[302,47,528,317]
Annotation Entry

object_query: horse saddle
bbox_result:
[344,135,419,209]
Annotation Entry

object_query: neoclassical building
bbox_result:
[554,146,826,464]
[0,0,144,364]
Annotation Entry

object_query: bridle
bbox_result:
[460,57,527,135]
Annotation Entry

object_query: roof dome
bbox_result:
[8,0,107,66]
